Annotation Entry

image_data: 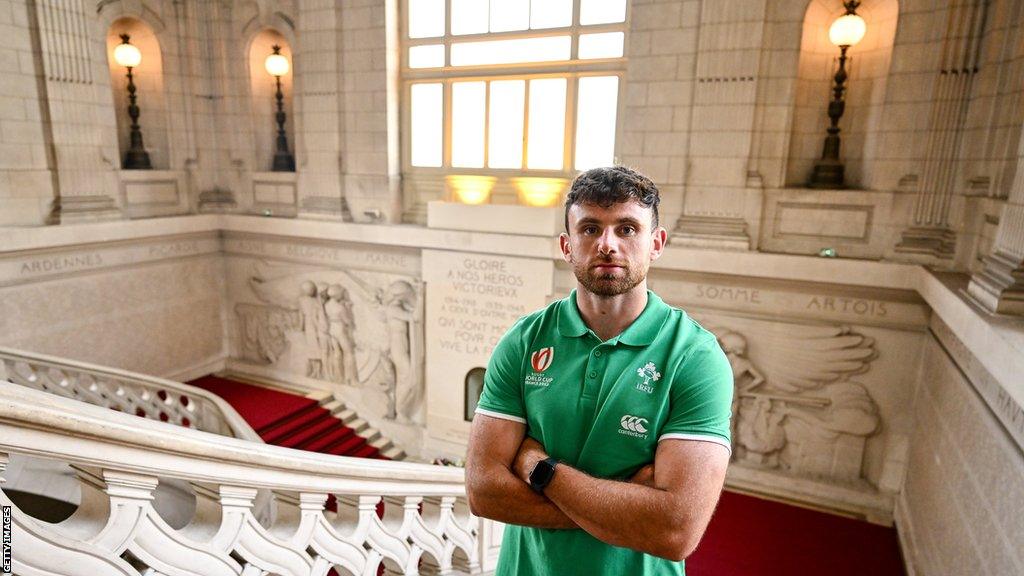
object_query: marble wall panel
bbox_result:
[898,333,1024,575]
[0,234,225,378]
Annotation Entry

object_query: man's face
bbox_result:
[560,200,666,298]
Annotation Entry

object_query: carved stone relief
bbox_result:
[234,260,425,424]
[700,318,882,486]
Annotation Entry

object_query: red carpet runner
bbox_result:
[189,375,385,459]
[688,491,906,576]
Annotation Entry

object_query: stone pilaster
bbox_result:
[339,0,401,223]
[29,0,122,223]
[895,0,990,262]
[295,1,347,221]
[968,153,1024,315]
[668,0,767,250]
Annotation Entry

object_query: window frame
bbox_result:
[400,0,629,178]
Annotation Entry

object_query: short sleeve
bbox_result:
[474,321,526,424]
[659,338,734,453]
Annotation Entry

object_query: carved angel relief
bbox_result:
[235,261,425,423]
[713,324,881,484]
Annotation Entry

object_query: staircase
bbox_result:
[190,375,405,460]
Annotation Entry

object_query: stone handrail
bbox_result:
[0,383,480,575]
[0,346,260,442]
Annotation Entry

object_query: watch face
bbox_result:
[530,459,556,490]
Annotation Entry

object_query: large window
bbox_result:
[403,0,627,175]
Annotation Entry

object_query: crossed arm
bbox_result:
[465,415,730,561]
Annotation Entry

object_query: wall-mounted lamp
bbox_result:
[265,45,295,172]
[114,34,152,170]
[809,0,866,188]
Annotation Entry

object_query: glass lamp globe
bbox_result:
[114,39,142,68]
[829,13,866,47]
[265,52,290,77]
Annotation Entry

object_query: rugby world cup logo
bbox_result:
[530,347,554,372]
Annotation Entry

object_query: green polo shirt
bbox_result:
[475,289,733,576]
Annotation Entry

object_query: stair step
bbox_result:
[321,399,346,413]
[327,434,368,456]
[350,444,381,459]
[306,390,333,405]
[276,415,337,448]
[382,446,406,460]
[303,426,356,452]
[334,408,358,424]
[346,418,369,434]
[369,436,393,452]
[260,403,327,438]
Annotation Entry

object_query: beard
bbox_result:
[572,255,646,297]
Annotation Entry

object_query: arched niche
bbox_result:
[786,0,898,188]
[248,29,297,172]
[106,17,170,170]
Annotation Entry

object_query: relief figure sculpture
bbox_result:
[705,320,882,484]
[298,281,329,379]
[324,284,358,387]
[381,280,419,422]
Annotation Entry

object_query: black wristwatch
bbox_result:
[528,457,559,493]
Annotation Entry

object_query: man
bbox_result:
[466,166,733,575]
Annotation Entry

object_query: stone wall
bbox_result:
[0,230,225,379]
[897,326,1024,575]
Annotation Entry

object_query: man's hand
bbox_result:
[629,463,655,487]
[512,436,550,483]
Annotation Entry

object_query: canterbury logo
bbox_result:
[530,347,554,372]
[620,415,649,434]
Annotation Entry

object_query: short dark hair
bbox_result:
[564,166,660,233]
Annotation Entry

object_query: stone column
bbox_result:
[295,1,350,221]
[29,0,122,223]
[968,132,1024,315]
[670,0,767,250]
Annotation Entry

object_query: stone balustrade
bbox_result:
[0,383,480,575]
[0,346,260,441]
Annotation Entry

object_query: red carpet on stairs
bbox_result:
[688,491,906,576]
[189,375,385,460]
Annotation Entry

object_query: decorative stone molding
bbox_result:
[0,384,481,576]
[968,204,1024,315]
[0,346,259,441]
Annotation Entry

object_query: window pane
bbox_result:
[490,0,529,32]
[408,44,445,68]
[575,76,619,170]
[452,82,486,168]
[527,78,566,170]
[451,0,488,35]
[450,36,571,66]
[411,83,443,167]
[579,0,627,25]
[408,0,445,38]
[530,0,572,29]
[488,80,525,169]
[578,32,625,59]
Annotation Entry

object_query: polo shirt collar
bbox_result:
[557,289,670,346]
